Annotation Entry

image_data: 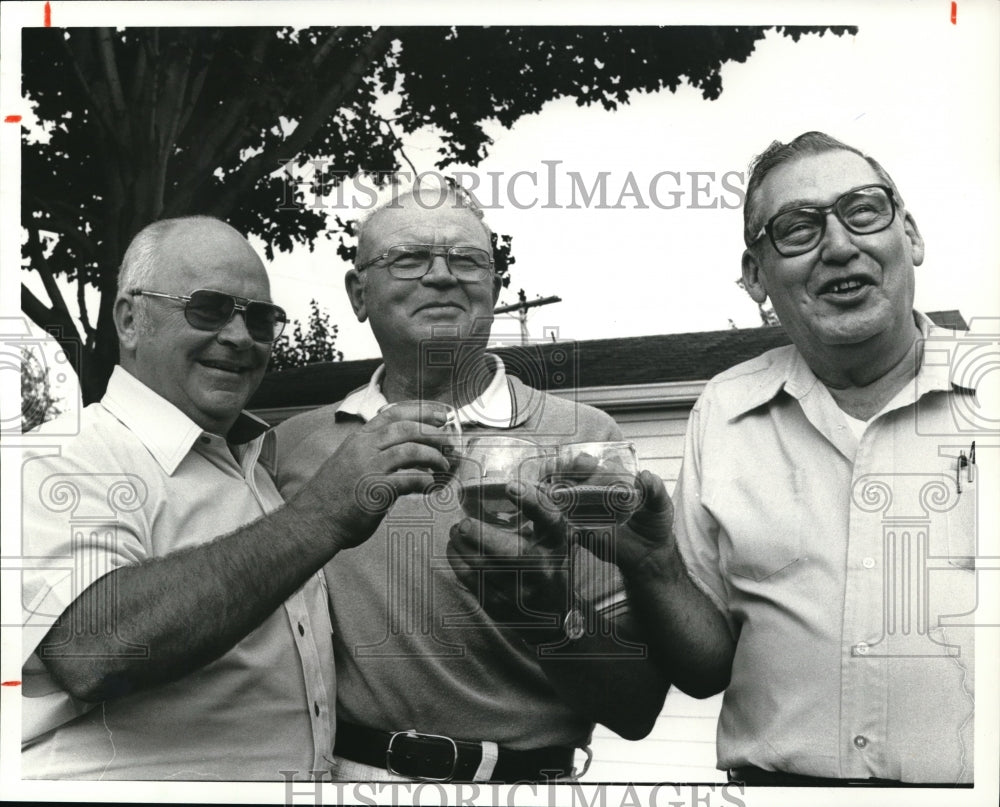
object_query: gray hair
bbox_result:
[743,131,903,247]
[354,176,494,265]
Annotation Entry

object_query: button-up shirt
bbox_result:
[21,367,335,780]
[674,313,977,783]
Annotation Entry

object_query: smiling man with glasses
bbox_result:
[21,216,457,779]
[272,181,667,783]
[603,132,979,785]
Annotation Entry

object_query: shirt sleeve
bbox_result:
[20,446,150,665]
[671,393,737,636]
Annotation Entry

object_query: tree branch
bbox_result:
[30,201,99,262]
[26,224,70,316]
[77,273,97,344]
[22,284,85,381]
[208,26,396,217]
[62,31,119,144]
[380,116,418,175]
[97,27,128,121]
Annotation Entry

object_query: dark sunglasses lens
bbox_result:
[245,302,287,341]
[185,290,235,330]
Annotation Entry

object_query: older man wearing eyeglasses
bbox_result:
[585,132,979,785]
[272,182,667,783]
[20,216,456,779]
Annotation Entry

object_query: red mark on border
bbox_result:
[44,2,52,27]
[4,115,23,123]
[1,680,22,687]
[951,2,957,24]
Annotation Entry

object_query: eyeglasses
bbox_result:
[131,289,288,343]
[750,184,897,257]
[356,244,494,282]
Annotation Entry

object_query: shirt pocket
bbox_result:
[942,462,977,571]
[703,469,804,582]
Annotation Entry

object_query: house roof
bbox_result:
[249,310,966,409]
[250,326,793,409]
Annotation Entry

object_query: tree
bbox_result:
[21,347,62,432]
[21,25,852,402]
[268,299,344,371]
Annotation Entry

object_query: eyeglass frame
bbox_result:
[355,244,495,282]
[130,288,288,343]
[748,184,898,258]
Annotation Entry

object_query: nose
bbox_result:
[818,212,860,264]
[216,309,255,348]
[421,253,459,287]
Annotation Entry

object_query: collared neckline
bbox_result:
[723,311,973,421]
[335,353,526,427]
[100,366,269,475]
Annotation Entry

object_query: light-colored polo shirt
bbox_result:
[674,313,978,782]
[274,356,625,751]
[336,353,517,426]
[21,366,335,780]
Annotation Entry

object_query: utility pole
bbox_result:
[493,289,562,343]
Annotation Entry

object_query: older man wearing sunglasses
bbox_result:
[20,216,456,779]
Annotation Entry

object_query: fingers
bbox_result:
[504,481,565,544]
[631,470,673,524]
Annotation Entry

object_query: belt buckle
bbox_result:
[386,729,459,782]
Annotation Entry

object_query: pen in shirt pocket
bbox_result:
[956,441,976,494]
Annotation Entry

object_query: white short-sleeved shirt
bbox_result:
[674,313,978,783]
[21,367,336,780]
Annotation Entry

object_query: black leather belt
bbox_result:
[730,765,913,787]
[334,721,576,783]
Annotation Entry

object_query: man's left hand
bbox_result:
[447,482,571,644]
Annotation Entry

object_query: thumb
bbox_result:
[506,480,564,536]
[629,470,673,529]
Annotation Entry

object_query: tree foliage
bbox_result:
[268,299,344,371]
[21,347,62,432]
[21,24,852,402]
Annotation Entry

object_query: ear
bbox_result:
[344,269,368,322]
[114,293,141,352]
[491,274,503,305]
[741,248,769,304]
[902,211,925,267]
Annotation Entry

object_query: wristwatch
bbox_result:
[562,606,586,641]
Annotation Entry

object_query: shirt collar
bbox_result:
[724,311,972,420]
[100,366,269,475]
[335,353,527,428]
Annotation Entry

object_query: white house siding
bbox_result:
[580,405,725,783]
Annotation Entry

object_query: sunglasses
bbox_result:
[131,289,288,343]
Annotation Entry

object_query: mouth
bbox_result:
[817,275,875,298]
[199,358,252,375]
[416,302,463,313]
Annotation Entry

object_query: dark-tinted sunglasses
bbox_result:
[131,288,287,343]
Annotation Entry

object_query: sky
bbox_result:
[257,3,1000,361]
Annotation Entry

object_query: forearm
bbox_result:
[621,543,734,698]
[39,498,342,702]
[536,608,668,740]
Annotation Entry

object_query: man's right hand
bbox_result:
[290,402,459,550]
[513,469,676,575]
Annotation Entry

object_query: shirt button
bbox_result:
[855,642,869,655]
[854,735,868,749]
[862,557,876,569]
[298,623,305,637]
